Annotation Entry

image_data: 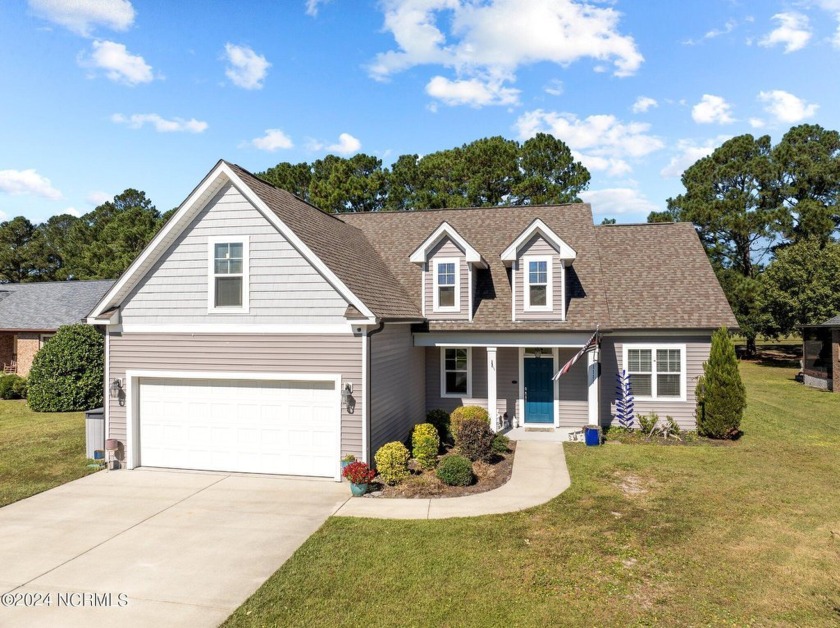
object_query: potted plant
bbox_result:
[341,453,356,472]
[342,461,376,496]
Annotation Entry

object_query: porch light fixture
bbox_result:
[341,382,355,414]
[109,378,125,407]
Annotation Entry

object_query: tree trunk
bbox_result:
[745,333,757,358]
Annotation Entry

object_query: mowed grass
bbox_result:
[226,362,840,627]
[0,401,95,507]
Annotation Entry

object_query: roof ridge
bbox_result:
[336,202,593,215]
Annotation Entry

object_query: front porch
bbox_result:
[419,333,601,438]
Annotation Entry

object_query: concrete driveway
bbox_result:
[0,469,349,627]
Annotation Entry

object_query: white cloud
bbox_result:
[61,207,82,218]
[759,12,811,53]
[683,18,737,45]
[80,40,154,85]
[660,137,730,178]
[691,94,734,124]
[749,117,765,129]
[758,89,818,123]
[249,129,295,151]
[544,79,564,96]
[305,0,332,16]
[580,187,659,216]
[425,75,519,107]
[368,0,642,107]
[328,133,362,155]
[632,96,658,114]
[111,113,208,133]
[28,0,134,36]
[224,43,270,90]
[0,169,62,200]
[86,191,111,205]
[515,109,664,177]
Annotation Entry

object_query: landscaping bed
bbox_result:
[369,441,516,498]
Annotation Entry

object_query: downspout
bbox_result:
[365,321,386,464]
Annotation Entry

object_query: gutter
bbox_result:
[365,321,386,465]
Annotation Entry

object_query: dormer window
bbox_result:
[525,256,552,311]
[434,258,459,311]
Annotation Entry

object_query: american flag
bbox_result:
[553,328,599,381]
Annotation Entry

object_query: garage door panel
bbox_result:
[138,377,338,477]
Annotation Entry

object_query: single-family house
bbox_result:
[801,316,840,392]
[0,280,114,376]
[87,160,737,479]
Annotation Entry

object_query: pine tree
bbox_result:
[696,327,746,438]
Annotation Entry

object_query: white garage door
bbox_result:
[138,377,339,477]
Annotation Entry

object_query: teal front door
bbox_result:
[525,355,554,423]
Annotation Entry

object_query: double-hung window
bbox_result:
[433,258,459,311]
[441,347,471,397]
[624,344,686,400]
[524,256,551,311]
[208,236,249,312]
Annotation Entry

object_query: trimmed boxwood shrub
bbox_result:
[0,374,27,400]
[436,455,473,486]
[450,405,489,438]
[374,441,410,485]
[411,423,440,470]
[455,417,495,462]
[28,324,104,412]
[491,433,510,454]
[426,408,451,443]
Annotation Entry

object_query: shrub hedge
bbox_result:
[450,406,489,438]
[28,324,104,412]
[425,409,451,443]
[374,441,410,485]
[411,423,440,470]
[436,455,473,486]
[455,417,495,462]
[0,374,27,400]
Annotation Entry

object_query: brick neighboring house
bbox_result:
[802,316,840,392]
[0,280,114,376]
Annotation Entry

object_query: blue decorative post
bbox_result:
[615,369,635,429]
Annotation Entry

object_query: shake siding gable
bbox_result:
[423,237,469,321]
[120,183,349,325]
[514,235,565,320]
[369,324,425,455]
[107,333,364,460]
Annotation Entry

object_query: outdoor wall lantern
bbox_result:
[109,378,125,407]
[341,382,355,414]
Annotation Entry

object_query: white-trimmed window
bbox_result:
[39,333,54,348]
[433,258,460,312]
[441,347,471,397]
[623,344,686,401]
[208,236,249,313]
[524,255,552,311]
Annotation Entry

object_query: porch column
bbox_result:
[587,348,600,426]
[487,347,498,432]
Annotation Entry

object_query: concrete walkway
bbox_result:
[334,440,571,520]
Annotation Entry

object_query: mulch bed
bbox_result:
[365,442,517,499]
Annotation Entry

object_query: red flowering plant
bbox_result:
[342,461,377,485]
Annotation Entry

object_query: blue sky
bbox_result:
[2,0,840,224]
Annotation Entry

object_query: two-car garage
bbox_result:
[130,375,342,479]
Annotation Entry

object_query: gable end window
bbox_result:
[433,258,460,312]
[208,236,249,313]
[623,344,686,401]
[524,255,552,311]
[441,347,471,397]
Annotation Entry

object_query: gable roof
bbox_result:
[409,221,487,267]
[500,218,576,263]
[594,223,739,330]
[806,315,840,328]
[0,280,114,331]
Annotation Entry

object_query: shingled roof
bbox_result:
[0,280,114,331]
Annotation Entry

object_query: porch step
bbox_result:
[524,427,554,433]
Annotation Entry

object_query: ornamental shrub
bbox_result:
[455,417,495,462]
[450,406,489,438]
[637,412,659,436]
[412,423,440,470]
[0,374,27,400]
[28,324,104,412]
[374,441,410,485]
[491,433,511,454]
[426,408,451,443]
[696,327,746,439]
[436,455,473,486]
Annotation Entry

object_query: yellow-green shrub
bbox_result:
[411,423,440,470]
[374,441,410,485]
[450,406,490,441]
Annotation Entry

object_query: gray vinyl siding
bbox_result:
[514,235,564,321]
[369,324,425,455]
[557,348,588,427]
[600,335,711,431]
[497,347,519,423]
[423,238,470,321]
[107,332,364,461]
[120,183,349,325]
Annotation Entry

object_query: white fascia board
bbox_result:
[89,160,231,318]
[409,221,487,267]
[500,218,577,264]
[414,331,593,347]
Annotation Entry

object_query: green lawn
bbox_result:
[0,401,96,507]
[225,362,840,627]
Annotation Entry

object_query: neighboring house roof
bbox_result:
[805,315,840,328]
[0,280,114,331]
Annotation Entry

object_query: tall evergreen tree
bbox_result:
[696,328,746,439]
